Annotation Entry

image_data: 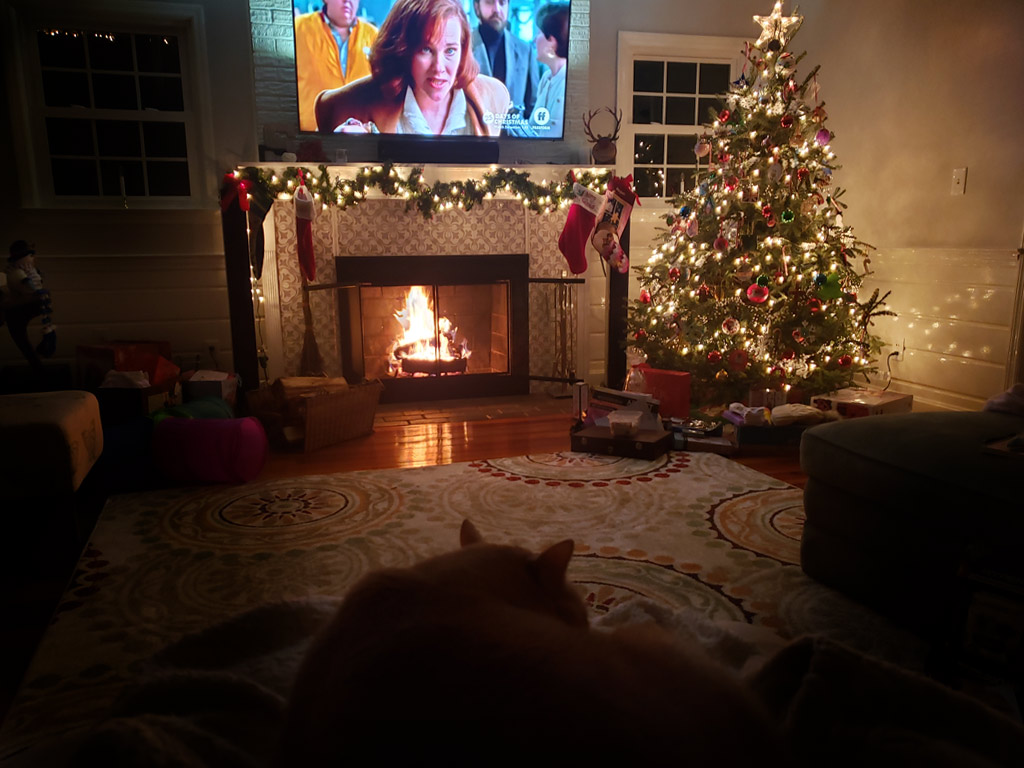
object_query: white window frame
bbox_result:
[616,32,748,205]
[1,0,216,209]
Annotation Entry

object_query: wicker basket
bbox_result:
[300,380,384,452]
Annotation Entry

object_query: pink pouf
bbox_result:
[153,416,268,484]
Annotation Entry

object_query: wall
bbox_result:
[594,0,1024,409]
[0,0,257,376]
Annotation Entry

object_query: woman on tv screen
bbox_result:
[314,0,511,136]
[528,2,569,138]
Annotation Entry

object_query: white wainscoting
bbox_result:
[865,248,1022,411]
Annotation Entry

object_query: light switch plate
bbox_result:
[951,167,967,196]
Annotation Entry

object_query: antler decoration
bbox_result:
[583,107,623,165]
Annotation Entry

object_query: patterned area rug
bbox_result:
[0,451,922,758]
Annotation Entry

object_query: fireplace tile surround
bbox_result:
[267,186,604,398]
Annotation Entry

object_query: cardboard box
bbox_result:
[570,425,672,459]
[638,365,690,419]
[811,387,913,418]
[182,370,239,406]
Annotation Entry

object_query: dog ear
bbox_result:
[460,519,484,547]
[535,539,574,587]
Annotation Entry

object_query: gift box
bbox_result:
[638,365,690,419]
[811,387,913,418]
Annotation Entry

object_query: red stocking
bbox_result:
[294,181,316,282]
[558,183,605,275]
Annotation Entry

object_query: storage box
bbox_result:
[182,370,239,406]
[570,425,672,459]
[638,365,690,419]
[811,387,913,418]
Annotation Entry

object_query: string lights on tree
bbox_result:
[626,1,894,407]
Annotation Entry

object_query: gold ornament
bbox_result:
[715,370,729,381]
[753,1,803,49]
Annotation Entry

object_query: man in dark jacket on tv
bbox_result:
[471,0,539,126]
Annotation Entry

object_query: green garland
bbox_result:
[233,163,611,219]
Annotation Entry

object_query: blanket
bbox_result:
[7,598,1022,767]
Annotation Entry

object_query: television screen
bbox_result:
[292,0,571,142]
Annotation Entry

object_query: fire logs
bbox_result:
[400,357,468,375]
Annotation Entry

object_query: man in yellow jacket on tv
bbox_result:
[294,0,378,132]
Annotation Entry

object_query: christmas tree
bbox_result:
[626,1,893,408]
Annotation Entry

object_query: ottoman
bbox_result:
[799,410,1024,635]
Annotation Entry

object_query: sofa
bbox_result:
[799,392,1024,639]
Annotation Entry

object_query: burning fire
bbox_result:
[389,286,470,375]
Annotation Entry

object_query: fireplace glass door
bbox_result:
[359,282,510,380]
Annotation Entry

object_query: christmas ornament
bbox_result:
[780,114,794,129]
[818,273,843,300]
[781,347,795,360]
[838,354,852,368]
[679,205,691,217]
[668,267,681,281]
[756,274,770,287]
[686,218,699,237]
[761,204,773,218]
[713,235,730,252]
[722,317,741,335]
[815,128,831,146]
[814,273,828,286]
[746,283,769,303]
[792,328,805,343]
[728,348,749,371]
[698,284,712,301]
[694,138,711,158]
[634,329,647,340]
[753,1,803,49]
[797,167,809,182]
[812,105,827,123]
[716,370,729,381]
[639,288,651,304]
[781,210,794,223]
[767,164,783,183]
[718,109,731,123]
[807,297,822,313]
[708,350,722,363]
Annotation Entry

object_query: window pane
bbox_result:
[147,160,190,195]
[101,160,145,195]
[667,135,696,164]
[633,134,664,165]
[140,76,184,111]
[665,96,695,125]
[46,117,94,155]
[698,63,731,94]
[136,34,181,73]
[52,158,99,195]
[93,73,138,109]
[88,32,133,71]
[96,120,141,156]
[632,95,662,125]
[666,62,696,93]
[633,60,663,92]
[143,122,187,157]
[666,168,689,197]
[633,168,663,198]
[41,70,90,108]
[37,29,86,68]
[697,96,724,124]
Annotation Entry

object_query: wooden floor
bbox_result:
[261,394,807,488]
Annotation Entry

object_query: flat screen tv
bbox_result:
[292,0,572,160]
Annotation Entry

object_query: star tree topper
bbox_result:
[753,1,803,49]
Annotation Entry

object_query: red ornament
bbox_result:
[780,114,794,129]
[781,347,795,360]
[718,109,731,123]
[634,329,647,340]
[668,266,681,281]
[807,298,822,313]
[697,284,712,301]
[727,349,749,371]
[713,236,730,251]
[746,283,769,303]
[761,204,773,218]
[639,289,652,304]
[797,167,810,182]
[838,354,852,368]
[707,350,722,364]
[792,329,805,343]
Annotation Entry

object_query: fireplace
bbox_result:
[336,254,529,403]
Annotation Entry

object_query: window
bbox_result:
[3,1,213,207]
[617,32,747,200]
